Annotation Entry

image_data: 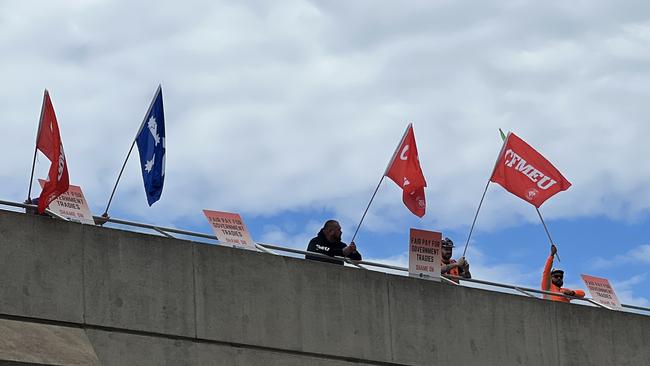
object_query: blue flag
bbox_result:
[135,85,165,206]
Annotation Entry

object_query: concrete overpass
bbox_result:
[0,208,648,365]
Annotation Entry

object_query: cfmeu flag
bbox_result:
[385,124,427,217]
[135,85,165,206]
[36,90,70,214]
[490,132,571,208]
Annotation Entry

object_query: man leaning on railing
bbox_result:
[305,220,362,265]
[440,237,471,283]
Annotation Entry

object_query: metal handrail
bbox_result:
[1,199,649,314]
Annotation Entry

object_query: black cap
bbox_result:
[551,268,564,275]
[441,238,454,248]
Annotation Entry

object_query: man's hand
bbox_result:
[457,257,467,268]
[342,242,357,256]
[550,244,557,256]
[461,257,470,271]
[562,289,576,296]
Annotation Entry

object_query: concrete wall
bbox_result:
[0,209,649,365]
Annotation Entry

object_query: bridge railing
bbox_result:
[1,198,648,315]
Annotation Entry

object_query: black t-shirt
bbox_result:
[305,231,362,265]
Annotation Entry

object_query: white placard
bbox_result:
[408,228,442,280]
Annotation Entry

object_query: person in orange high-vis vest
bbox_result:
[541,244,585,303]
[440,238,471,283]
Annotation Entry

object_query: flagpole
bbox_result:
[535,207,561,262]
[350,124,413,243]
[462,131,511,257]
[462,180,490,257]
[101,140,137,218]
[27,90,49,202]
[26,146,38,202]
[101,85,161,219]
[350,176,385,243]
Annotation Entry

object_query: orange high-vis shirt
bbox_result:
[541,255,585,303]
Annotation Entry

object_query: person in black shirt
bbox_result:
[305,220,362,265]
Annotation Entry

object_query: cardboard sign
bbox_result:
[38,180,95,225]
[203,210,257,250]
[408,228,442,280]
[581,274,623,310]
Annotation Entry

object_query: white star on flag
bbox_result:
[148,117,160,145]
[144,154,155,173]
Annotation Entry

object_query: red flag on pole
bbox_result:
[36,90,69,214]
[385,124,427,217]
[490,132,571,208]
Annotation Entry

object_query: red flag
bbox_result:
[36,90,69,214]
[385,124,427,217]
[490,132,571,208]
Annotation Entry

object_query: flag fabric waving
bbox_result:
[135,85,166,206]
[490,132,571,208]
[384,124,427,217]
[36,90,70,214]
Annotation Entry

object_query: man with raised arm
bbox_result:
[541,244,585,302]
[305,220,362,265]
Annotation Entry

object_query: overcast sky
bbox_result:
[1,0,649,307]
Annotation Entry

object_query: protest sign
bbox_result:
[581,274,623,310]
[38,180,94,225]
[203,210,257,250]
[408,228,442,280]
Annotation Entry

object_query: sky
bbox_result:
[1,0,649,308]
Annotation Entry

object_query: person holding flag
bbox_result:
[26,89,70,214]
[440,237,471,282]
[306,220,362,265]
[102,85,166,218]
[541,244,585,303]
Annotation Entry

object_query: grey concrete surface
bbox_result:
[194,244,392,362]
[387,275,560,365]
[83,226,196,337]
[87,329,378,366]
[0,212,84,323]
[0,318,99,365]
[1,209,650,366]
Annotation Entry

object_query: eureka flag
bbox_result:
[490,132,571,208]
[135,85,165,206]
[385,124,427,217]
[36,90,70,214]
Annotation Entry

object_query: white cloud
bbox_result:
[591,244,650,269]
[258,220,321,250]
[1,0,650,238]
[612,274,649,307]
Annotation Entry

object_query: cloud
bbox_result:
[591,244,650,269]
[2,0,650,238]
[611,273,649,307]
[258,220,321,250]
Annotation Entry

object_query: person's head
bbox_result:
[441,237,454,261]
[321,220,342,243]
[551,268,564,287]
